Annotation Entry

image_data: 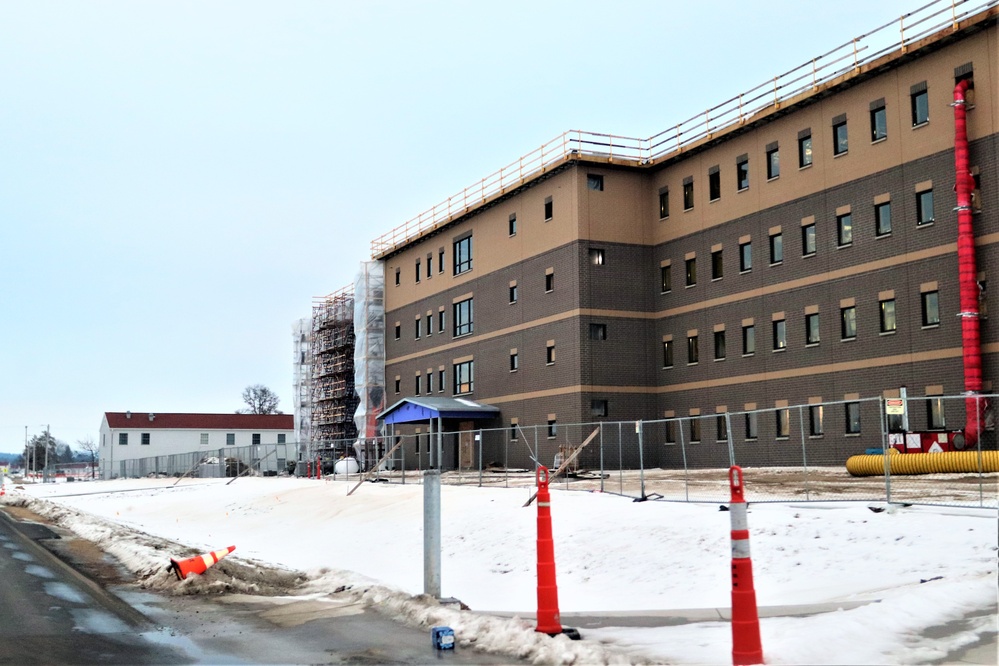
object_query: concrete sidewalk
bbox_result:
[479,601,998,665]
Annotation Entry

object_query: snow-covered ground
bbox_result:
[2,475,996,665]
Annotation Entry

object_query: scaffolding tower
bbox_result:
[292,318,312,461]
[311,286,358,455]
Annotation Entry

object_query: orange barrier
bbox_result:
[535,466,562,636]
[170,545,236,580]
[729,467,764,665]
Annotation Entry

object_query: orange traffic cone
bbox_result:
[170,545,235,580]
[534,466,580,639]
[729,466,763,665]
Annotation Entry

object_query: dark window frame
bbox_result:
[837,212,853,247]
[875,201,892,237]
[805,312,821,345]
[453,297,474,337]
[453,235,473,275]
[921,290,940,327]
[742,324,755,356]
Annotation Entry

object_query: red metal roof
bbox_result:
[104,412,293,430]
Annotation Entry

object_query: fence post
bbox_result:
[599,423,605,493]
[879,397,892,504]
[726,412,735,467]
[797,406,810,501]
[636,420,646,500]
[478,429,483,488]
[679,418,689,502]
[617,422,624,495]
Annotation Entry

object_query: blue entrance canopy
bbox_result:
[381,397,500,425]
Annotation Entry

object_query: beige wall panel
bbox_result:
[580,168,649,245]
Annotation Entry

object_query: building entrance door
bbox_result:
[458,421,475,470]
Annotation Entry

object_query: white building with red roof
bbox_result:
[98,411,295,479]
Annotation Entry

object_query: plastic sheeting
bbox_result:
[353,261,385,445]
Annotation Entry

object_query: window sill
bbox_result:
[766,175,779,183]
[660,216,669,222]
[714,357,726,362]
[799,163,813,171]
[544,217,553,223]
[687,362,699,366]
[683,207,694,213]
[921,323,940,330]
[685,284,696,289]
[912,121,929,129]
[509,369,518,373]
[661,290,671,295]
[738,186,749,193]
[841,336,857,342]
[454,332,473,339]
[711,277,723,282]
[773,347,787,353]
[740,269,752,274]
[546,362,554,367]
[769,261,783,267]
[709,197,721,204]
[742,353,755,358]
[837,243,853,249]
[545,289,553,294]
[876,232,892,239]
[879,330,897,336]
[917,221,935,228]
[745,437,758,442]
[845,433,861,438]
[833,151,849,158]
[662,366,674,370]
[802,252,816,259]
[775,437,790,441]
[871,137,887,145]
[805,342,820,348]
[509,301,517,305]
[808,435,824,440]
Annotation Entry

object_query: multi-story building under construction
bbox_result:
[310,287,358,454]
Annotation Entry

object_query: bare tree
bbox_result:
[77,436,99,480]
[238,384,283,414]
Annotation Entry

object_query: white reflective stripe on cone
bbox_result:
[538,502,551,507]
[200,554,215,568]
[730,503,748,530]
[732,538,751,559]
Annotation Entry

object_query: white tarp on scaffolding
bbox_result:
[353,261,385,448]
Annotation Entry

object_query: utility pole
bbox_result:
[43,424,51,483]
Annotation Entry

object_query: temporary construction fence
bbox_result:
[114,443,299,480]
[110,395,997,509]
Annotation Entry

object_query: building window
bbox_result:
[437,310,445,334]
[880,298,897,333]
[415,259,421,283]
[394,378,401,394]
[769,232,783,264]
[426,373,433,394]
[687,334,699,364]
[711,250,723,280]
[841,306,857,339]
[742,324,755,356]
[798,131,813,167]
[809,405,824,436]
[510,422,518,441]
[659,188,669,219]
[252,433,261,446]
[837,213,853,247]
[453,360,473,394]
[709,168,721,201]
[510,351,518,372]
[739,241,752,272]
[927,397,946,429]
[802,223,816,256]
[415,318,421,339]
[545,272,554,292]
[394,323,401,340]
[453,235,473,275]
[845,403,861,434]
[426,314,433,337]
[438,369,445,392]
[415,374,422,395]
[201,433,210,446]
[917,189,934,225]
[453,297,473,337]
[590,248,605,266]
[509,284,518,304]
[509,213,517,236]
[685,257,696,286]
[911,84,929,126]
[689,418,701,443]
[546,342,555,365]
[717,414,728,441]
[119,432,128,445]
[665,421,676,443]
[663,339,674,368]
[833,116,848,155]
[683,179,694,210]
[438,248,445,274]
[714,330,726,360]
[394,268,400,286]
[745,412,758,440]
[766,145,779,179]
[922,291,940,326]
[805,313,820,345]
[875,202,892,236]
[870,100,887,141]
[547,419,557,438]
[776,409,790,438]
[737,156,749,190]
[591,400,608,418]
[660,264,672,293]
[587,174,604,191]
[141,433,150,445]
[427,255,432,278]
[589,323,607,340]
[227,433,236,446]
[773,318,787,351]
[544,196,553,220]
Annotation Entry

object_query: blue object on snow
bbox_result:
[431,626,455,650]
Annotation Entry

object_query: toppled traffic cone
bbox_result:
[170,545,235,580]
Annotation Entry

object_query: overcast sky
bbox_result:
[0,0,921,453]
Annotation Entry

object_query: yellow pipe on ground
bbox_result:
[846,450,999,476]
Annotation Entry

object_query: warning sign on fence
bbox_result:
[885,399,905,415]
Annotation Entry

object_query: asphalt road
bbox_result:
[0,508,520,665]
